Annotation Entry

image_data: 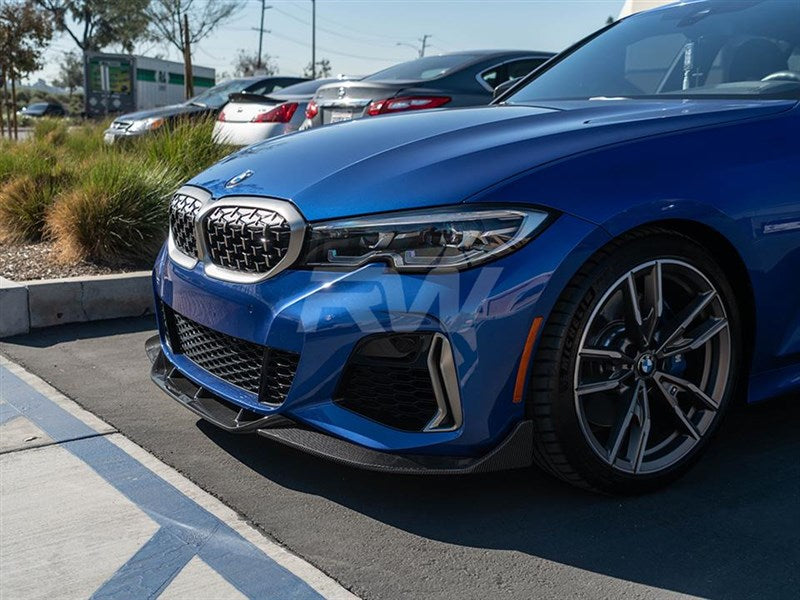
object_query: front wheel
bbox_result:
[528,230,742,494]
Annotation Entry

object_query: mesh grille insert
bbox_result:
[262,350,301,405]
[169,194,202,258]
[205,206,292,274]
[163,304,299,404]
[335,334,439,431]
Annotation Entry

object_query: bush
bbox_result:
[46,154,180,265]
[60,120,108,159]
[33,118,69,145]
[0,140,28,183]
[0,139,49,183]
[138,115,233,179]
[0,145,74,243]
[2,116,231,265]
[0,176,55,243]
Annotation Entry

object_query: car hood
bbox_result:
[113,103,207,122]
[189,99,794,221]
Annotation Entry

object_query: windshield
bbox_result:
[365,54,479,82]
[26,103,48,112]
[508,0,800,102]
[189,79,252,108]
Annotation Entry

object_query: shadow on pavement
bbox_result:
[200,396,799,600]
[1,316,156,348]
[3,316,796,599]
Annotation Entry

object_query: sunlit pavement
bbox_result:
[1,317,798,600]
[0,357,355,599]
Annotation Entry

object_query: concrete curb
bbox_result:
[1,272,153,337]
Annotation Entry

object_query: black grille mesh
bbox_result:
[163,305,299,404]
[205,206,292,274]
[262,351,301,405]
[335,334,439,431]
[336,364,439,431]
[169,194,202,258]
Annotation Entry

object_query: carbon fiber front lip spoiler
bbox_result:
[148,335,290,433]
[147,335,534,474]
[255,421,534,475]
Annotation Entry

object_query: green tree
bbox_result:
[35,0,150,53]
[304,58,332,79]
[0,1,53,138]
[53,50,83,97]
[233,50,277,77]
[147,0,244,99]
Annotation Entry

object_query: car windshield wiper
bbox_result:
[189,101,207,108]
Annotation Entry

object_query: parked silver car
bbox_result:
[213,78,355,146]
[103,76,307,144]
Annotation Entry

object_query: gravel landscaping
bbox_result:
[0,242,141,281]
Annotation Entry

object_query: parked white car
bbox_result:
[213,78,353,146]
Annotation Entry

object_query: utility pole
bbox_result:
[182,13,194,99]
[257,2,272,69]
[311,0,316,78]
[0,67,5,139]
[419,34,431,58]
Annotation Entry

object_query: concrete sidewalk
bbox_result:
[0,357,357,600]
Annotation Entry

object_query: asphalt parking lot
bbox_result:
[2,316,798,600]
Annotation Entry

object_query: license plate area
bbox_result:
[328,109,356,123]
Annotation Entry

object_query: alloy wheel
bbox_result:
[574,259,732,475]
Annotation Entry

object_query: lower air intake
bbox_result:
[162,304,299,405]
[335,333,461,432]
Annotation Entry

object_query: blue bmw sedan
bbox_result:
[148,0,799,493]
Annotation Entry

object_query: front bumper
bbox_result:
[148,334,534,473]
[151,207,604,462]
[103,127,150,144]
[212,121,287,146]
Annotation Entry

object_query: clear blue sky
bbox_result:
[33,0,626,84]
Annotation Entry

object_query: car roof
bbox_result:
[424,50,556,71]
[357,50,557,84]
[433,50,556,67]
[240,75,307,82]
[446,49,554,57]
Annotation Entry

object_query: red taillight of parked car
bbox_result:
[251,103,299,123]
[305,100,319,120]
[250,102,297,123]
[218,110,227,122]
[366,96,452,116]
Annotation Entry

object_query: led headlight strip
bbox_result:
[300,206,551,271]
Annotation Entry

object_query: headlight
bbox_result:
[299,206,551,271]
[128,117,165,132]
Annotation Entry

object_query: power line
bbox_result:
[196,46,226,62]
[271,6,410,49]
[287,0,419,42]
[268,30,404,62]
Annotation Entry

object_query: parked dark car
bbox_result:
[302,50,553,127]
[103,76,308,143]
[19,102,66,118]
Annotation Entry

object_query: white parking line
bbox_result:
[0,356,358,600]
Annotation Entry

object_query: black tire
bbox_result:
[528,228,742,494]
